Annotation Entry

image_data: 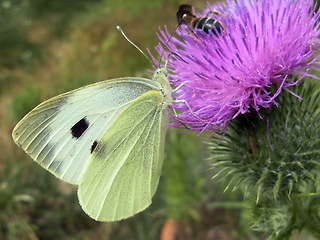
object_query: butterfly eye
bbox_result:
[155,69,162,74]
[155,68,168,77]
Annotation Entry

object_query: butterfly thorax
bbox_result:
[153,68,173,109]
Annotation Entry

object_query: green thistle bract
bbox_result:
[211,80,320,201]
[210,80,320,237]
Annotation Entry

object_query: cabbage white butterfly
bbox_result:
[12,27,173,222]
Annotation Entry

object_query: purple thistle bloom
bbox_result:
[153,0,320,132]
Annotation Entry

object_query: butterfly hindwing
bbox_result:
[78,90,168,221]
[12,78,161,184]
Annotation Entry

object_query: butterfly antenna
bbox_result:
[158,14,187,67]
[116,26,153,65]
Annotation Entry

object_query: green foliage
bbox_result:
[210,80,320,238]
[0,0,103,68]
[162,130,206,220]
[0,73,14,96]
[0,154,167,240]
[9,85,41,123]
[26,0,102,19]
[244,187,320,240]
[244,197,293,239]
[0,0,34,67]
[99,0,179,19]
[0,153,100,240]
[57,74,97,93]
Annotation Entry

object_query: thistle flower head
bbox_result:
[154,0,320,132]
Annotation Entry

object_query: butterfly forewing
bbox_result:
[78,90,168,221]
[12,78,161,184]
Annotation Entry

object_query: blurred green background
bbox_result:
[1,0,311,239]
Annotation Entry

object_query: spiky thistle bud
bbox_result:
[210,80,320,238]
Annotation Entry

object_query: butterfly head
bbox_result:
[153,68,170,87]
[154,67,168,77]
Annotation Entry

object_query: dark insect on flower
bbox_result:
[153,0,320,133]
[176,4,226,36]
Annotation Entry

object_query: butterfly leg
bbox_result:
[172,83,208,122]
[171,83,185,93]
[173,99,207,122]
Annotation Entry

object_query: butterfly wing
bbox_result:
[78,90,169,221]
[12,78,161,184]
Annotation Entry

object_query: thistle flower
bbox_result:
[154,0,320,132]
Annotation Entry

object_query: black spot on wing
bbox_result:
[90,141,98,154]
[71,118,89,139]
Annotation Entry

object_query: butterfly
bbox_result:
[12,67,173,222]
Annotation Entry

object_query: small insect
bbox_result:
[176,4,226,36]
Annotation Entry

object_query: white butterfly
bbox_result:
[12,67,173,221]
